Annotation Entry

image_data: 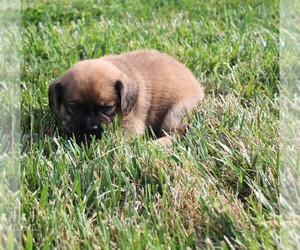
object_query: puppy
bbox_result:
[48,49,204,145]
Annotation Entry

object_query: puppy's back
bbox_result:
[103,50,204,137]
[102,49,204,103]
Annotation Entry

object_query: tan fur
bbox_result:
[49,49,204,145]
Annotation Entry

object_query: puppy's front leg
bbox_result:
[120,115,146,137]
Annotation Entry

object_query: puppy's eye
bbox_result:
[99,105,114,115]
[68,103,82,113]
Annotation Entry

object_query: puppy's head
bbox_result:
[48,59,138,142]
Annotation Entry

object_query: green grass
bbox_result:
[20,0,279,249]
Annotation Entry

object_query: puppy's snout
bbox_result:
[86,124,99,131]
[85,117,100,132]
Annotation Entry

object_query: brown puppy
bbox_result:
[49,50,204,145]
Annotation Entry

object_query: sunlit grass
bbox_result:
[21,0,279,249]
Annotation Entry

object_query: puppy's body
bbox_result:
[49,50,204,144]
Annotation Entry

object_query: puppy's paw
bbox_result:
[153,136,173,147]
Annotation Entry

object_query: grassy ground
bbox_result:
[20,0,279,249]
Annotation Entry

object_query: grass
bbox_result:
[20,0,279,249]
[279,1,300,248]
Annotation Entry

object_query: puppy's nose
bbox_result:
[86,125,99,131]
[85,117,101,133]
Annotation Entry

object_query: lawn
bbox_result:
[20,0,279,249]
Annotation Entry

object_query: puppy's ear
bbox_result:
[48,82,64,115]
[115,78,138,116]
